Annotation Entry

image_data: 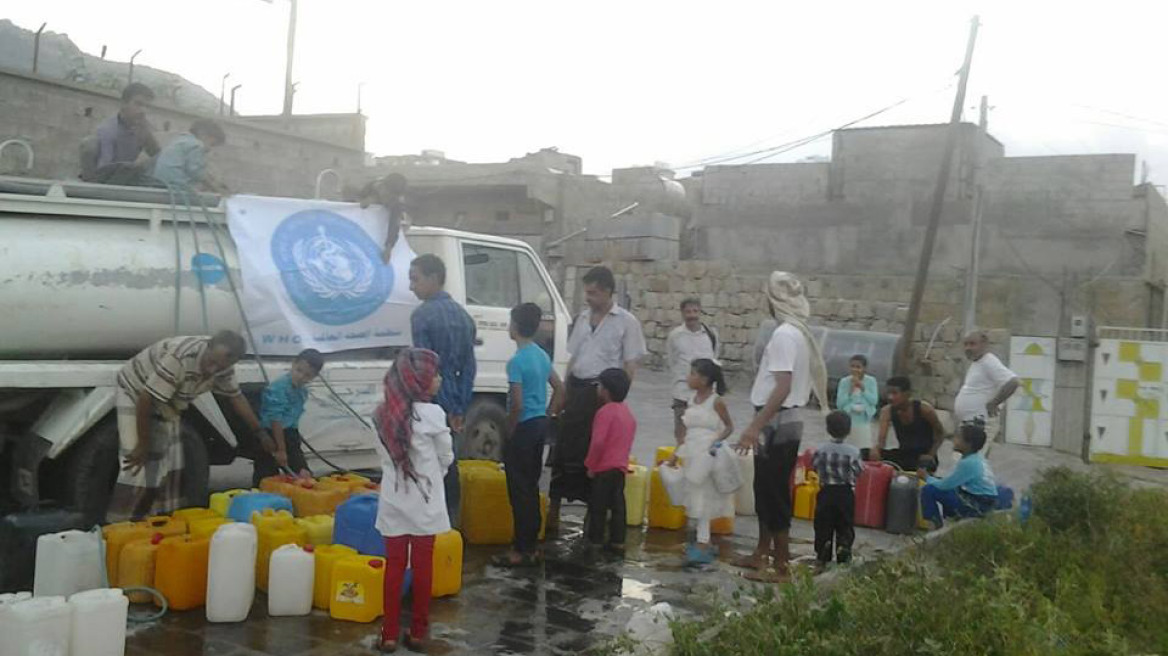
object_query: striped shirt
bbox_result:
[117,336,241,418]
[811,439,864,488]
[410,291,477,417]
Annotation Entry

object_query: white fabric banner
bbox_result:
[226,195,418,355]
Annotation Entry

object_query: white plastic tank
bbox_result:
[34,530,104,598]
[67,588,128,656]
[735,453,756,516]
[0,181,241,358]
[0,593,34,656]
[267,544,315,617]
[7,596,71,656]
[206,522,257,623]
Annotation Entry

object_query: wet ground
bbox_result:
[130,368,1168,655]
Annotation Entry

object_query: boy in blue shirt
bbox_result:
[497,303,564,567]
[918,420,998,529]
[252,349,324,485]
[152,119,229,194]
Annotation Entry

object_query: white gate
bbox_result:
[1090,326,1168,466]
[1004,336,1056,447]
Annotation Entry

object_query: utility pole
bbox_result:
[220,73,230,116]
[32,23,46,74]
[896,16,981,374]
[230,84,242,116]
[282,0,298,116]
[962,94,990,335]
[129,49,142,84]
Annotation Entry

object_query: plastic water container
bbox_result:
[267,544,315,617]
[0,592,33,655]
[206,523,257,623]
[68,588,128,656]
[290,482,348,517]
[173,507,218,523]
[330,556,385,623]
[227,492,294,523]
[648,467,687,530]
[793,472,820,521]
[7,596,71,656]
[855,461,895,528]
[0,509,86,594]
[333,495,382,556]
[155,535,210,611]
[312,544,358,610]
[885,474,919,535]
[140,516,187,537]
[259,475,301,498]
[100,523,152,591]
[790,447,817,497]
[432,530,463,598]
[734,453,756,516]
[462,466,515,545]
[251,508,295,530]
[33,530,103,598]
[624,464,650,527]
[317,473,372,494]
[189,517,233,540]
[710,516,734,535]
[209,489,255,517]
[118,534,164,603]
[295,515,334,546]
[256,522,307,592]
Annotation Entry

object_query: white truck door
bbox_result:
[460,241,523,393]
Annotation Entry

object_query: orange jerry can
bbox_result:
[173,508,218,524]
[118,534,164,603]
[648,467,687,530]
[290,481,349,517]
[431,530,463,598]
[259,475,301,499]
[793,472,820,521]
[710,516,735,535]
[256,522,308,592]
[141,516,187,537]
[154,535,211,610]
[317,473,372,494]
[330,556,385,623]
[102,523,153,585]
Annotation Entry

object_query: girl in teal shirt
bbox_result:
[835,354,879,453]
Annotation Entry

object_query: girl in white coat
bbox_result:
[668,358,734,565]
[374,348,453,653]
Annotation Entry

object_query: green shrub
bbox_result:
[665,467,1168,656]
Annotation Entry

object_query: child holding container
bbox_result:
[373,348,453,653]
[667,359,734,566]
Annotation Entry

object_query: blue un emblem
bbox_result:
[270,209,393,325]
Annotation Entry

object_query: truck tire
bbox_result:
[461,397,508,462]
[66,421,210,523]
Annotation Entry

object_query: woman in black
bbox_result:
[872,376,945,473]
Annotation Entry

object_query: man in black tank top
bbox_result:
[872,376,946,473]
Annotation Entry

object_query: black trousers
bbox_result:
[504,416,548,554]
[252,428,310,486]
[814,485,856,564]
[882,448,938,474]
[586,469,626,546]
[549,378,599,503]
[445,430,461,527]
[754,434,801,532]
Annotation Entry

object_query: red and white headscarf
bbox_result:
[375,348,440,498]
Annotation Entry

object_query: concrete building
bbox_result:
[0,66,366,198]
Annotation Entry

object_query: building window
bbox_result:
[495,211,510,222]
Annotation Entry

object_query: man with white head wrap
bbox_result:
[733,272,828,581]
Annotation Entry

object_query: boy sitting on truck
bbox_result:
[253,349,324,484]
[151,119,229,194]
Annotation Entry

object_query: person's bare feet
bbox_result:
[730,552,768,570]
[744,568,790,583]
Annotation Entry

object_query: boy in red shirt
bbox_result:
[584,368,636,553]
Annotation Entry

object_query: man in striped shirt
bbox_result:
[108,330,269,522]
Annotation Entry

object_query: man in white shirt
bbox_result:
[734,272,828,582]
[666,298,719,442]
[954,331,1020,442]
[547,266,647,531]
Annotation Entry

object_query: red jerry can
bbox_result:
[854,461,896,528]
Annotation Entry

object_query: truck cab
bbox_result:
[0,177,571,521]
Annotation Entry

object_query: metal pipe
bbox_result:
[357,82,365,114]
[0,139,35,173]
[314,168,341,199]
[129,49,143,84]
[282,0,298,116]
[100,45,107,60]
[230,84,242,116]
[219,73,230,115]
[32,23,47,74]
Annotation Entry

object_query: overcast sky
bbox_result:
[5,0,1168,180]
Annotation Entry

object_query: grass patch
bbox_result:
[656,467,1168,656]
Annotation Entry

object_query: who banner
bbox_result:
[226,195,418,355]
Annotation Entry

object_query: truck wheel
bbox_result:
[64,419,120,526]
[461,398,508,462]
[180,426,210,508]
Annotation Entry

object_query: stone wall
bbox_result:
[595,260,1156,411]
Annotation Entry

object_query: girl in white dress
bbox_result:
[668,358,735,565]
